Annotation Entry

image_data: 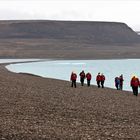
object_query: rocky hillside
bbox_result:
[0,20,140,44]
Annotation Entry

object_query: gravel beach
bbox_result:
[0,63,140,140]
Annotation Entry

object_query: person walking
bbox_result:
[79,70,85,86]
[100,73,105,88]
[119,74,124,90]
[70,72,77,88]
[115,77,120,90]
[96,73,101,88]
[130,76,140,96]
[86,72,92,86]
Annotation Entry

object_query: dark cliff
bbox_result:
[0,20,140,44]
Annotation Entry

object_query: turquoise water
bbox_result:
[6,59,140,91]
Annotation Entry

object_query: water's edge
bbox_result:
[5,59,140,92]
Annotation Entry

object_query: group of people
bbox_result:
[114,74,140,96]
[70,71,105,88]
[96,72,105,88]
[115,74,124,90]
[70,70,92,88]
[70,71,140,96]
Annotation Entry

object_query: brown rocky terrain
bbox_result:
[1,38,140,59]
[0,63,140,139]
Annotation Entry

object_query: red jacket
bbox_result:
[101,75,105,81]
[130,77,140,87]
[119,76,124,84]
[79,72,85,78]
[96,75,101,81]
[86,73,92,80]
[71,73,77,81]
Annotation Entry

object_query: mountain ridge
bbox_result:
[0,20,139,44]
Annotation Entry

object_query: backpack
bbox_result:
[80,72,85,78]
[72,74,77,80]
[115,78,120,84]
[86,73,91,80]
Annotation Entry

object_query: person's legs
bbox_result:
[135,87,138,96]
[120,84,123,90]
[81,78,84,86]
[116,83,119,90]
[132,86,136,95]
[89,80,90,86]
[74,80,76,88]
[101,81,104,88]
[71,81,73,87]
[97,81,100,88]
[87,80,90,86]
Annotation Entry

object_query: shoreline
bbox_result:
[4,58,139,92]
[0,59,140,139]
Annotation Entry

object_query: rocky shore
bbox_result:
[0,64,140,139]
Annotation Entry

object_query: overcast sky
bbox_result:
[0,0,140,31]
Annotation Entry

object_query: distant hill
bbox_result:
[0,20,140,44]
[136,31,140,35]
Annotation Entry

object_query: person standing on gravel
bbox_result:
[119,74,124,90]
[100,73,105,88]
[96,73,101,88]
[79,70,86,86]
[70,72,77,88]
[115,77,120,90]
[86,72,92,86]
[130,76,140,96]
